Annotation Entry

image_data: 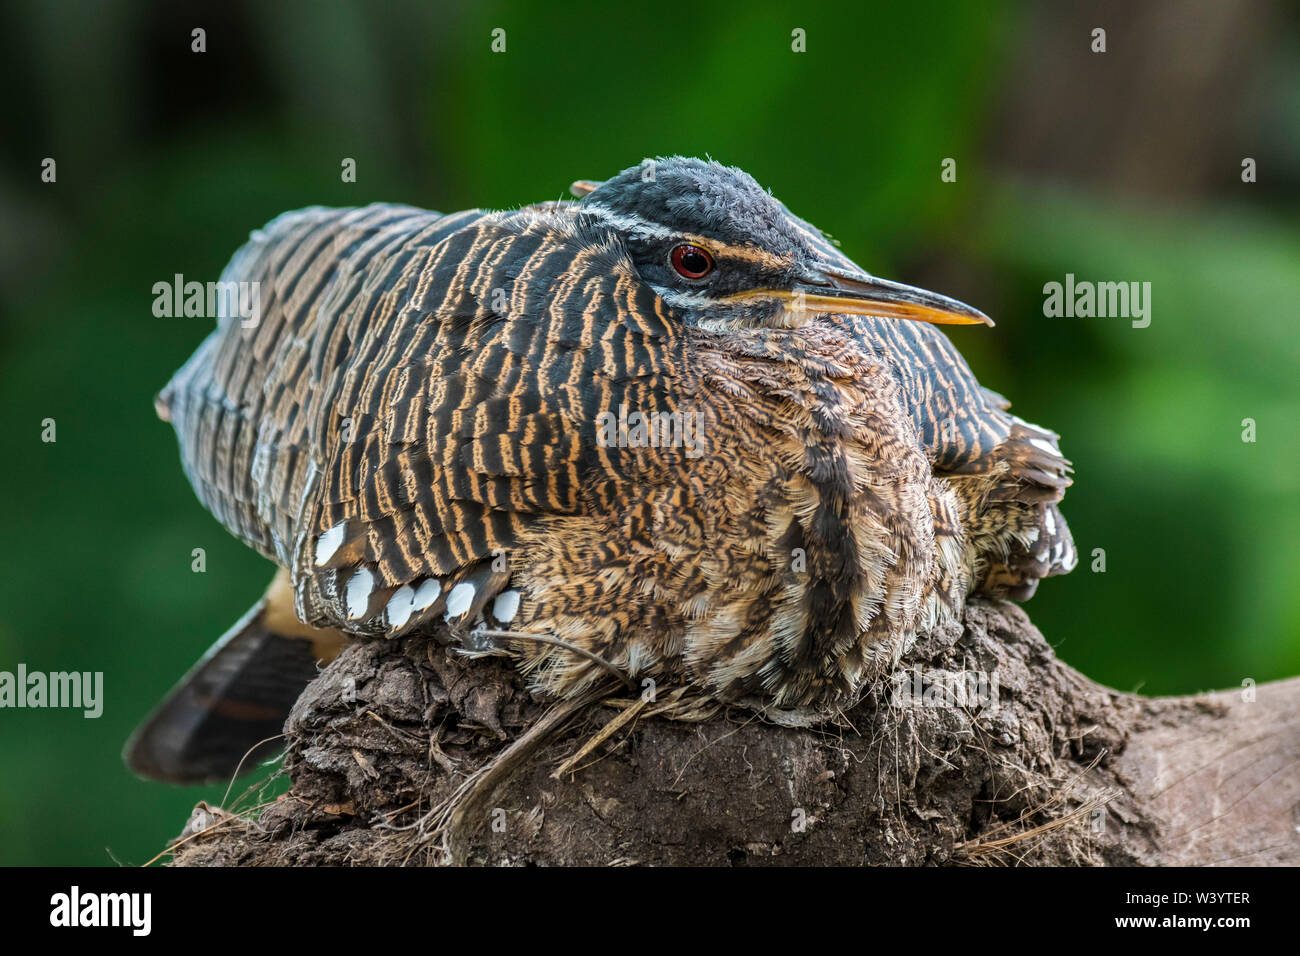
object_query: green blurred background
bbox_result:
[1,0,1296,865]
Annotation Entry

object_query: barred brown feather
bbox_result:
[148,158,1076,759]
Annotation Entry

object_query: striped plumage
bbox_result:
[128,158,1074,782]
[773,193,1076,598]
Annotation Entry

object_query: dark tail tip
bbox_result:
[125,599,324,784]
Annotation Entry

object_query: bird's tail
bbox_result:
[979,500,1077,601]
[944,411,1078,602]
[124,570,344,784]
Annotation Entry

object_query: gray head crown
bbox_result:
[575,156,992,331]
[582,157,810,260]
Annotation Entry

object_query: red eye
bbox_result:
[670,243,714,279]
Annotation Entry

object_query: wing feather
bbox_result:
[161,202,690,639]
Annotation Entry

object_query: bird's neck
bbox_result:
[690,324,928,704]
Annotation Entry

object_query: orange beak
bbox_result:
[788,263,993,326]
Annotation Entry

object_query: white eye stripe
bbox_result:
[581,206,679,241]
[582,205,785,268]
[650,286,719,309]
[651,286,789,311]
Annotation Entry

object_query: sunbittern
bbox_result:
[127,157,1075,783]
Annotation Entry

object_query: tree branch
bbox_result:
[166,601,1300,866]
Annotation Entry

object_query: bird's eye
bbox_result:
[670,243,714,279]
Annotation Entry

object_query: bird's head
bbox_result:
[575,156,991,331]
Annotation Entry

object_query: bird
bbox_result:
[125,157,1075,783]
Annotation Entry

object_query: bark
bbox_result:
[168,600,1300,866]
